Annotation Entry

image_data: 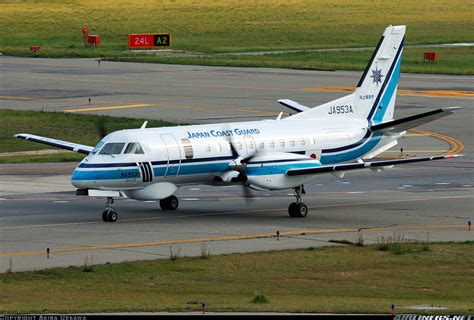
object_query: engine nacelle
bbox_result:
[124,182,177,200]
[211,170,244,184]
[244,152,321,190]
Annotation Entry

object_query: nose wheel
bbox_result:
[102,197,118,222]
[160,195,179,210]
[288,185,308,218]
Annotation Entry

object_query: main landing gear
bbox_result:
[101,195,180,222]
[160,195,179,211]
[102,197,118,222]
[288,185,308,218]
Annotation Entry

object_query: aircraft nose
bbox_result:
[71,162,90,189]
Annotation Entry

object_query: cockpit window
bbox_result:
[99,143,125,155]
[91,141,104,155]
[124,142,145,154]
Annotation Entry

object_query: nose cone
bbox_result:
[71,162,88,189]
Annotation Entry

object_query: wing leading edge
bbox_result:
[15,133,94,155]
[286,154,462,176]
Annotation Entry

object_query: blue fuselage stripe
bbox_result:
[72,132,383,181]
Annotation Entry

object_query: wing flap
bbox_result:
[371,107,461,133]
[286,154,462,176]
[15,133,94,155]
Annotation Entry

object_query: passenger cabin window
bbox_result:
[248,141,255,150]
[279,139,285,147]
[289,139,295,147]
[124,142,145,154]
[258,141,265,149]
[269,140,275,148]
[300,138,306,146]
[99,143,125,155]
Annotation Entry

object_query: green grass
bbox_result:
[1,0,473,74]
[1,243,473,314]
[0,109,176,163]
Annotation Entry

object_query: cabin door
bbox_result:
[161,134,181,177]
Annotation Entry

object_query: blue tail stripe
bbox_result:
[372,54,402,124]
[366,37,404,121]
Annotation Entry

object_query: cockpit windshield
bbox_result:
[91,141,104,155]
[124,142,145,154]
[99,143,125,155]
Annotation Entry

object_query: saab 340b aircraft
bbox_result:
[17,25,461,222]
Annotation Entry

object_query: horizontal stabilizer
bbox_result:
[15,133,94,155]
[370,107,461,133]
[286,154,462,176]
[277,99,310,113]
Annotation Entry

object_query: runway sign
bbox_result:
[128,34,171,49]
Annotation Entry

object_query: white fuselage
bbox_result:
[71,116,392,197]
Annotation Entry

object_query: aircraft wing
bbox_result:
[370,107,460,134]
[286,154,462,176]
[15,133,94,155]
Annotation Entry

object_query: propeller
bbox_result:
[223,134,258,203]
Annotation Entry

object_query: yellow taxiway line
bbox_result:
[63,104,157,113]
[411,128,464,155]
[1,223,468,257]
[304,87,474,98]
[2,193,473,257]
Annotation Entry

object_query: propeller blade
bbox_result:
[241,184,254,204]
[229,139,239,158]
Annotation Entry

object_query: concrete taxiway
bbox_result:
[0,57,472,271]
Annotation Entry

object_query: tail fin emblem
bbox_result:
[370,66,384,87]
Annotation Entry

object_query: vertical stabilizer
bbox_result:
[288,25,405,124]
[355,25,405,125]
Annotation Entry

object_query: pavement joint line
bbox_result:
[0,224,467,257]
[25,75,303,92]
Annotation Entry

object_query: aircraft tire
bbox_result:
[102,210,109,222]
[295,203,308,218]
[288,202,298,217]
[160,195,179,210]
[108,210,118,222]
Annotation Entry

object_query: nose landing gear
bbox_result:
[288,185,308,218]
[102,197,118,222]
